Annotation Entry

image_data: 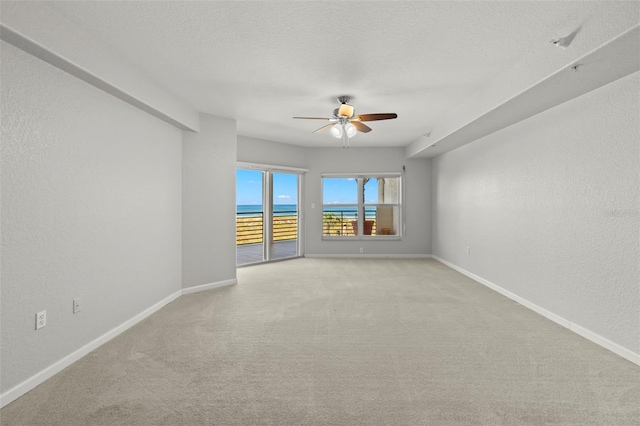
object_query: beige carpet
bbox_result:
[2,258,639,425]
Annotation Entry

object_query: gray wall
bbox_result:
[305,147,432,256]
[432,72,639,356]
[182,114,237,289]
[1,42,183,393]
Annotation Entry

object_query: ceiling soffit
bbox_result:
[1,1,638,154]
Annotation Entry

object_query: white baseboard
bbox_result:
[0,290,182,408]
[4,260,636,409]
[1,277,240,408]
[432,255,640,367]
[181,278,237,295]
[568,323,640,366]
[305,254,432,259]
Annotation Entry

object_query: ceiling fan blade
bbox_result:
[351,121,372,133]
[354,113,398,122]
[293,116,331,120]
[313,123,334,134]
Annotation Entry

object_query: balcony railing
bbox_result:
[236,210,298,245]
[238,208,391,243]
[272,210,298,242]
[237,211,263,245]
[323,209,378,236]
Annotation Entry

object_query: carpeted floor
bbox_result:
[2,258,639,425]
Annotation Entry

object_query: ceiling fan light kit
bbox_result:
[330,123,343,138]
[344,122,357,138]
[293,96,398,148]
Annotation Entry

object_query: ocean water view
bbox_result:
[237,204,298,217]
[237,205,376,219]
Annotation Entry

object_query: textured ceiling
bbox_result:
[48,1,605,148]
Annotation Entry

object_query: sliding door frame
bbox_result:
[237,162,308,263]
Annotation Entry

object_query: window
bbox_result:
[322,174,401,238]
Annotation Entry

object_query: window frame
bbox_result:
[321,172,402,240]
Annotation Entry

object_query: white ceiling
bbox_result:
[47,1,609,148]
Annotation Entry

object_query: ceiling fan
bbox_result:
[293,96,397,148]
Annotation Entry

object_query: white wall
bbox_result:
[237,136,308,169]
[1,1,200,131]
[305,147,432,257]
[407,2,639,157]
[182,114,237,289]
[432,72,639,358]
[1,42,183,393]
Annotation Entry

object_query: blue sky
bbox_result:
[322,178,379,204]
[322,178,357,204]
[237,171,380,205]
[236,169,298,205]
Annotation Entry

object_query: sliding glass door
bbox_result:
[270,172,299,261]
[236,168,301,266]
[236,169,264,265]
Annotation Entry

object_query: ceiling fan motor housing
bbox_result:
[338,104,354,118]
[337,96,355,118]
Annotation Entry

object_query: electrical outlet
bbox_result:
[359,247,364,254]
[36,310,46,330]
[73,298,82,314]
